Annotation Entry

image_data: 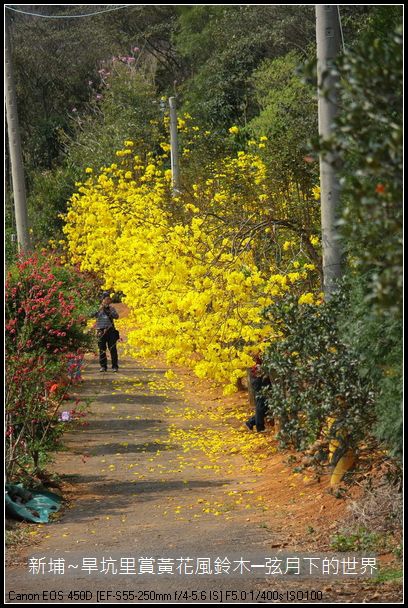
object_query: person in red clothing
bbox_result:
[245,355,271,432]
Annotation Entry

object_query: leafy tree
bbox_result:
[65,63,162,173]
[10,6,121,170]
[334,25,403,316]
[8,5,180,172]
[330,9,403,458]
[174,5,317,129]
[26,166,76,247]
[248,51,318,195]
[25,63,162,247]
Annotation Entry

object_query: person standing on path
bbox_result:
[92,292,120,372]
[245,355,270,432]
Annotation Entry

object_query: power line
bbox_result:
[5,5,133,19]
[5,4,172,71]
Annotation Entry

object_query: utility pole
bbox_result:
[168,96,181,196]
[316,5,342,299]
[5,12,30,252]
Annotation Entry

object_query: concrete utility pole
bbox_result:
[316,5,342,299]
[5,13,30,252]
[168,96,181,196]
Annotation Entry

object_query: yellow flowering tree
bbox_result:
[63,121,321,393]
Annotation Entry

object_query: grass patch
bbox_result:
[331,527,392,552]
[374,567,403,584]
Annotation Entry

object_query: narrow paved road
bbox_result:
[6,353,403,604]
[6,354,279,603]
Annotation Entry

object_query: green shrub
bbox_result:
[262,287,375,453]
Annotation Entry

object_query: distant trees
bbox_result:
[6,4,395,256]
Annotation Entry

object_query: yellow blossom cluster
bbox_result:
[63,136,319,393]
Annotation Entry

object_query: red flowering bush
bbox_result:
[5,251,97,480]
[6,353,66,477]
[5,252,95,355]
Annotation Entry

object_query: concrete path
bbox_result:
[6,355,279,604]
